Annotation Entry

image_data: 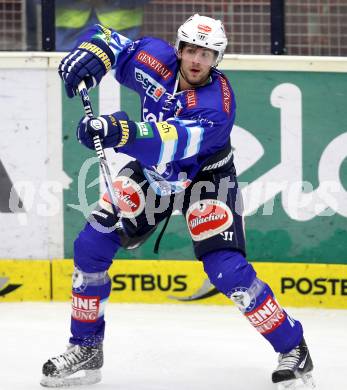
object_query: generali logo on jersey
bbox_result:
[245,295,287,334]
[136,50,173,81]
[72,293,100,323]
[219,75,231,114]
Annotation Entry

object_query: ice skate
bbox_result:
[272,338,315,389]
[40,343,103,387]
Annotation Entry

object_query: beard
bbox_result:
[179,67,210,87]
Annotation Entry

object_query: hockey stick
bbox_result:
[77,81,119,215]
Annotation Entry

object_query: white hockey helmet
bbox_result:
[175,14,228,65]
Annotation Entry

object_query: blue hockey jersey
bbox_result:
[86,25,236,195]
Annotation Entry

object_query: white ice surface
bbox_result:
[1,303,346,390]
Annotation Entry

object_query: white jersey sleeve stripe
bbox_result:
[183,125,204,158]
[158,139,178,164]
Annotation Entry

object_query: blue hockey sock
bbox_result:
[69,222,121,346]
[202,249,303,353]
[70,270,111,346]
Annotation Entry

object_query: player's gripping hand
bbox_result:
[77,111,132,150]
[58,39,115,98]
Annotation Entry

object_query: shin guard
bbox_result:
[70,222,121,346]
[70,268,111,346]
[202,249,303,353]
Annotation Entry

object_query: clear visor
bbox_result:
[180,45,217,66]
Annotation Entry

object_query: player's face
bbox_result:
[179,44,216,87]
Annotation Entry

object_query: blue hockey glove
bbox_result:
[59,38,115,98]
[77,111,133,150]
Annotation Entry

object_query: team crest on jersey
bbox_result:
[102,176,145,218]
[136,50,173,80]
[186,199,233,241]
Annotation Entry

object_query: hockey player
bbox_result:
[41,14,314,389]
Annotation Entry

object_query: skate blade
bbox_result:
[40,369,101,388]
[277,372,316,390]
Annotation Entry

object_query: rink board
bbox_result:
[51,260,346,308]
[0,260,50,301]
[0,259,346,308]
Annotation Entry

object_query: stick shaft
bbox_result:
[77,81,119,213]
